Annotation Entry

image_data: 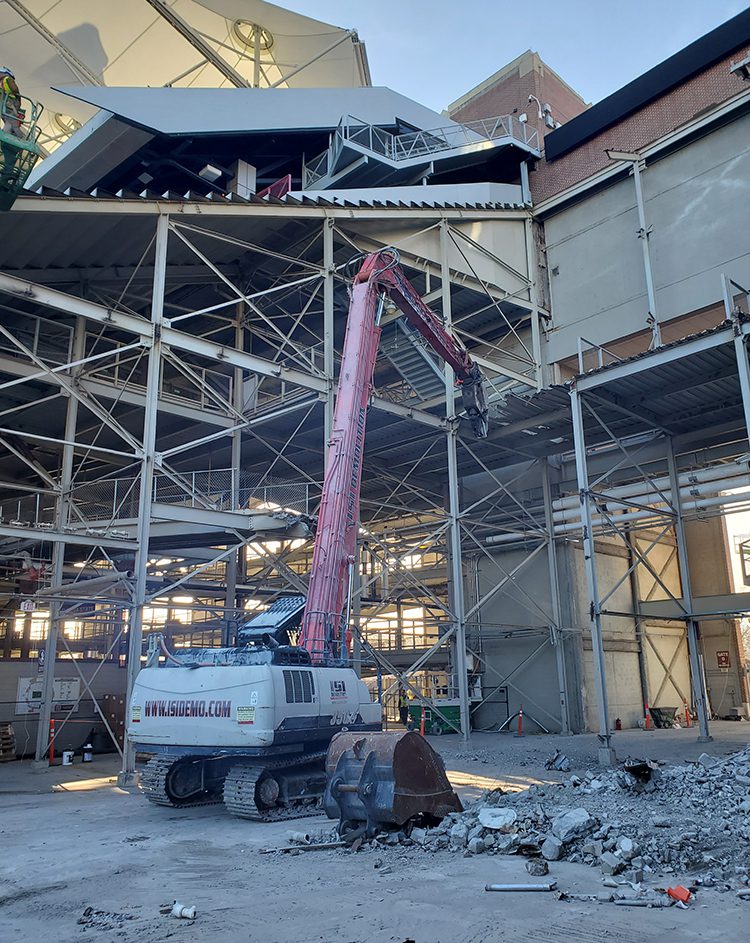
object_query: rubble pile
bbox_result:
[415,745,750,888]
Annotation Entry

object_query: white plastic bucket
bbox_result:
[61,750,74,766]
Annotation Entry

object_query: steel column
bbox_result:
[323,218,335,452]
[119,214,169,782]
[524,215,543,389]
[570,386,614,762]
[34,316,85,763]
[440,220,470,741]
[223,305,244,644]
[665,441,712,741]
[541,458,570,734]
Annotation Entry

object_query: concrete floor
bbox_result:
[1,724,749,942]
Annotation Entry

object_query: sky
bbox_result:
[281,1,749,111]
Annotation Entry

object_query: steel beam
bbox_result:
[142,0,250,87]
[0,273,445,430]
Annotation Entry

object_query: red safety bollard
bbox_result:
[420,706,425,737]
[684,700,691,728]
[517,706,523,737]
[644,702,651,731]
[49,718,55,766]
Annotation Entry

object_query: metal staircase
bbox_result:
[380,320,445,401]
[303,113,540,190]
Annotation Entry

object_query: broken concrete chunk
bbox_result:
[467,823,484,842]
[582,839,603,857]
[600,852,624,875]
[551,808,594,843]
[493,833,521,854]
[616,836,639,860]
[541,836,563,861]
[478,807,517,832]
[698,753,718,769]
[651,816,671,828]
[526,857,550,876]
[467,837,485,855]
[450,823,469,847]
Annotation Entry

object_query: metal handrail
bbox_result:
[302,113,539,188]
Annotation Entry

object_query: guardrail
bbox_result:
[303,113,539,188]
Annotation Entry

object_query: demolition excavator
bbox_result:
[127,249,488,821]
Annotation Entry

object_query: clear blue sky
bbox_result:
[283,1,749,110]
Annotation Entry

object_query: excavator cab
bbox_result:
[0,93,44,211]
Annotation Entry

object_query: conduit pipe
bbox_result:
[485,488,750,546]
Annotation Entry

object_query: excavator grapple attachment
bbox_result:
[323,730,462,836]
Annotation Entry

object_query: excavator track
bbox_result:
[140,754,223,809]
[223,752,328,821]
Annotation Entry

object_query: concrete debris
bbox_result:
[551,808,594,842]
[544,749,571,772]
[526,857,550,876]
[541,836,563,861]
[600,852,624,875]
[78,907,134,931]
[398,743,750,892]
[698,753,719,769]
[478,807,517,831]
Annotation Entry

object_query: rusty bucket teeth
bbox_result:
[323,730,462,837]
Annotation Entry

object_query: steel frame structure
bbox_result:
[0,195,547,774]
[563,274,750,759]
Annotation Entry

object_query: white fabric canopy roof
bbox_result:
[0,0,370,149]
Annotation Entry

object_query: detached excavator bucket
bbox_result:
[324,730,462,836]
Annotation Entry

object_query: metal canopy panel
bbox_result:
[53,85,452,136]
[0,0,370,148]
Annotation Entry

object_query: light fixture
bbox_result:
[605,149,640,163]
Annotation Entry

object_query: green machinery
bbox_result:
[0,94,44,211]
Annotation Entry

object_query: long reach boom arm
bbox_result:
[298,250,488,663]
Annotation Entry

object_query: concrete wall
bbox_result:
[686,516,750,716]
[469,543,579,734]
[568,539,645,730]
[468,536,654,734]
[0,660,126,756]
[542,110,750,365]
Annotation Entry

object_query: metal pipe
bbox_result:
[552,460,750,512]
[486,487,750,545]
[42,571,133,596]
[485,883,557,892]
